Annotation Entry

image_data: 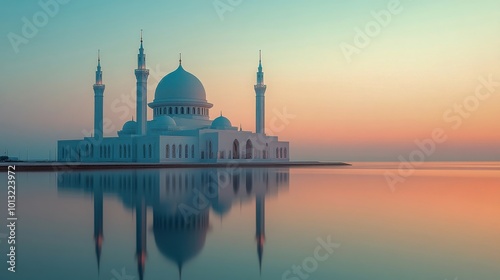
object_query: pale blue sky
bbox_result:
[1,0,500,161]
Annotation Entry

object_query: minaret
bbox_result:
[93,50,105,140]
[254,51,267,134]
[135,30,149,135]
[256,195,265,275]
[93,187,104,274]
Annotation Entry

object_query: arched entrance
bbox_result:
[232,140,240,159]
[246,140,253,159]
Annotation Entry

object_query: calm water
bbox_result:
[1,163,499,280]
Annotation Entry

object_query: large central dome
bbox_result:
[154,65,207,103]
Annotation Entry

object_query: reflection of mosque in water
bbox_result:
[58,168,289,279]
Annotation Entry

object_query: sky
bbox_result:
[0,0,499,161]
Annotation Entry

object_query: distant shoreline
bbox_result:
[0,161,351,172]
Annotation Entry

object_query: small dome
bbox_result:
[211,115,233,130]
[121,120,137,134]
[153,115,177,129]
[154,65,207,103]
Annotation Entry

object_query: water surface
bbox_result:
[1,163,499,280]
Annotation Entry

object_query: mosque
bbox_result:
[57,34,289,163]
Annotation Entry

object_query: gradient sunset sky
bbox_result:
[0,0,499,161]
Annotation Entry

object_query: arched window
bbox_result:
[246,140,253,159]
[192,107,195,114]
[187,107,190,114]
[119,145,122,158]
[175,107,179,114]
[172,145,176,158]
[166,144,170,158]
[179,144,182,158]
[185,145,188,158]
[90,144,94,157]
[123,145,126,158]
[169,107,173,114]
[181,107,185,114]
[148,144,152,158]
[108,146,111,158]
[197,108,200,115]
[143,144,146,158]
[280,148,283,159]
[191,145,195,158]
[233,140,240,159]
[128,145,131,158]
[284,148,288,158]
[276,148,279,158]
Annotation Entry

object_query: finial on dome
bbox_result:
[97,49,101,66]
[140,29,143,43]
[239,124,242,131]
[179,53,182,66]
[220,111,222,117]
[132,116,134,121]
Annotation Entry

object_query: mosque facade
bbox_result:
[57,35,289,163]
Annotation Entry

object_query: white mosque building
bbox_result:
[57,34,289,163]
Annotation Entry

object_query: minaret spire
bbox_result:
[96,50,102,85]
[140,29,144,52]
[138,30,146,69]
[258,50,262,72]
